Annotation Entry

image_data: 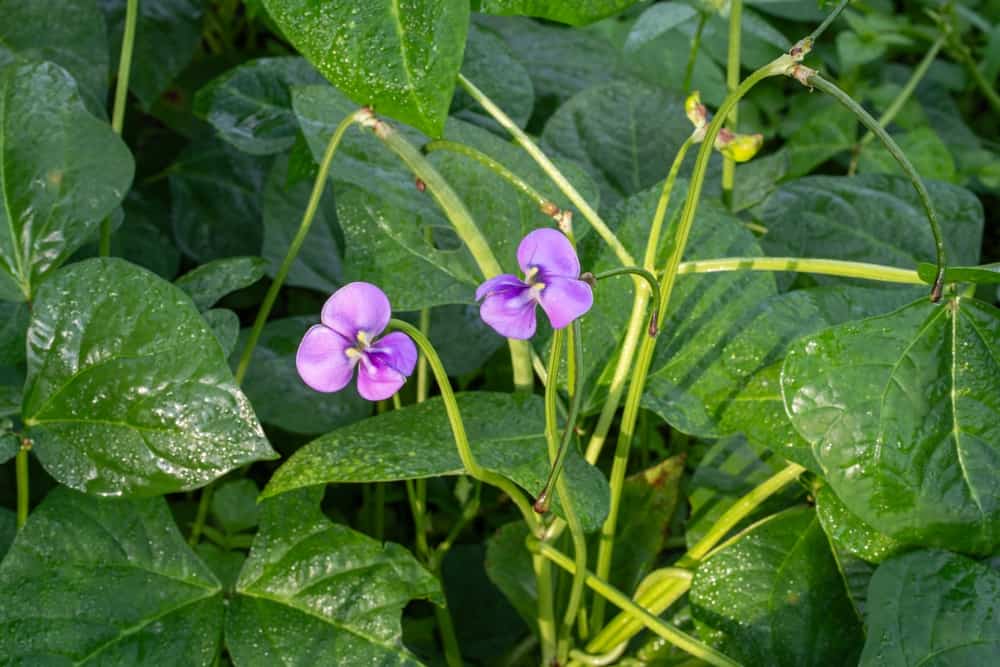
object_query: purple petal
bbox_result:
[371,331,418,376]
[538,276,594,329]
[321,281,391,341]
[356,353,407,401]
[475,273,526,301]
[479,285,538,339]
[296,324,356,393]
[516,228,580,278]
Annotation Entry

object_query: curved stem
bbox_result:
[387,319,537,526]
[457,73,636,267]
[15,440,29,529]
[536,542,740,667]
[235,110,360,384]
[100,0,139,256]
[677,256,924,284]
[584,464,805,654]
[807,72,946,298]
[849,33,946,175]
[369,115,534,391]
[422,140,554,213]
[722,0,742,207]
[807,0,850,44]
[590,267,661,334]
[683,14,707,94]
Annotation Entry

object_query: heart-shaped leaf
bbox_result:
[22,258,276,496]
[782,296,1000,554]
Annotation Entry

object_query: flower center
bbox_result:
[524,266,546,292]
[345,330,375,363]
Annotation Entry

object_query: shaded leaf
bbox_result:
[625,4,698,53]
[0,487,223,663]
[211,478,260,534]
[0,300,28,366]
[480,0,642,26]
[858,127,957,184]
[176,256,268,310]
[23,258,276,496]
[451,23,534,132]
[484,521,537,629]
[0,507,13,558]
[204,308,240,358]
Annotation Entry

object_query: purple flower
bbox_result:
[296,282,417,401]
[476,228,593,339]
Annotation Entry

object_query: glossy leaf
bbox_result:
[625,4,698,52]
[0,62,134,302]
[234,316,371,435]
[262,0,470,136]
[263,392,610,531]
[0,300,28,366]
[169,136,268,262]
[0,0,108,111]
[815,484,906,564]
[861,550,1000,665]
[0,487,223,663]
[541,80,694,206]
[175,256,268,310]
[479,0,642,26]
[100,0,204,110]
[451,24,534,132]
[918,261,1000,285]
[195,57,325,155]
[753,175,984,284]
[691,507,864,667]
[204,308,240,358]
[226,488,441,665]
[783,297,1000,554]
[22,258,276,496]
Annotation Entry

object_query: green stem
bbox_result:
[584,464,804,655]
[457,73,635,267]
[100,0,139,257]
[422,139,554,214]
[683,13,707,94]
[189,483,214,546]
[536,542,739,667]
[368,114,534,392]
[417,307,431,404]
[806,0,850,44]
[235,110,360,384]
[722,0,742,207]
[387,319,536,525]
[15,440,29,529]
[677,256,924,284]
[589,267,660,334]
[849,33,946,175]
[807,72,947,297]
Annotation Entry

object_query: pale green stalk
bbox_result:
[677,256,924,284]
[15,441,29,529]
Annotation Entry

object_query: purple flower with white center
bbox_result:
[476,228,594,339]
[296,282,417,401]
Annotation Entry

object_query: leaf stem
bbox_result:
[806,72,947,298]
[188,481,213,545]
[806,0,850,44]
[677,256,924,284]
[683,13,707,94]
[368,113,534,392]
[15,439,29,529]
[583,463,804,655]
[848,33,946,175]
[99,0,139,257]
[235,109,361,384]
[422,139,555,214]
[722,0,742,207]
[535,542,740,667]
[457,73,636,267]
[588,267,661,334]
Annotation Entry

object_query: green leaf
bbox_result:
[234,316,372,435]
[226,488,441,665]
[782,296,1000,554]
[917,261,1000,286]
[423,304,505,377]
[176,256,268,310]
[699,9,790,71]
[22,258,276,496]
[836,30,886,71]
[541,80,694,206]
[262,0,469,136]
[484,521,537,629]
[169,136,268,263]
[861,550,1000,665]
[100,0,204,110]
[0,431,16,464]
[0,0,109,112]
[0,62,134,302]
[480,0,642,26]
[815,484,906,564]
[753,175,984,285]
[203,308,240,358]
[195,57,325,155]
[0,300,28,366]
[211,478,260,534]
[263,392,610,531]
[690,507,864,667]
[110,190,182,280]
[0,487,223,663]
[261,153,344,294]
[451,23,534,132]
[625,4,698,53]
[0,507,14,558]
[858,128,957,184]
[784,101,857,178]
